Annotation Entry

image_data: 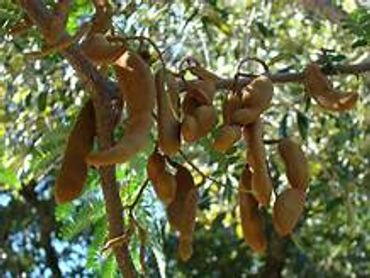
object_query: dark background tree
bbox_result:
[1,0,370,277]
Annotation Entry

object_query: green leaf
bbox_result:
[279,112,289,138]
[352,39,368,49]
[0,166,20,189]
[296,111,309,141]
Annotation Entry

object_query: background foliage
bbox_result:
[1,0,370,277]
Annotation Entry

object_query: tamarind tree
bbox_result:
[1,1,370,277]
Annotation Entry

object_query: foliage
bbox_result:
[1,0,370,277]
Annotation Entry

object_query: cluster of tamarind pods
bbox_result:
[9,1,359,260]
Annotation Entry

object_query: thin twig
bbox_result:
[125,179,150,216]
[178,150,221,186]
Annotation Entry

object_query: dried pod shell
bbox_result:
[181,115,199,142]
[178,236,193,262]
[223,93,243,124]
[272,188,306,237]
[241,75,273,109]
[193,105,217,137]
[147,152,176,205]
[231,107,260,126]
[81,33,124,64]
[156,69,181,156]
[186,80,216,105]
[55,100,95,204]
[239,166,267,253]
[189,65,220,82]
[86,50,155,166]
[304,63,358,111]
[213,125,241,152]
[278,138,309,190]
[243,119,272,206]
[167,165,198,233]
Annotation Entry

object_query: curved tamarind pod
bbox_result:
[167,165,198,232]
[278,138,309,191]
[55,100,96,204]
[147,152,176,205]
[86,50,155,166]
[186,80,216,105]
[182,94,200,115]
[181,115,199,142]
[81,33,125,64]
[193,105,217,137]
[272,188,306,237]
[239,166,267,253]
[166,73,181,119]
[178,236,193,262]
[231,107,261,126]
[243,119,272,206]
[241,75,274,108]
[304,63,358,111]
[213,125,241,152]
[156,69,181,156]
[90,0,113,35]
[223,94,242,124]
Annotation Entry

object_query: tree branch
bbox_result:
[17,1,136,276]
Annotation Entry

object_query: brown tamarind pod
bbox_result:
[272,188,306,237]
[166,73,181,119]
[304,63,358,111]
[241,75,273,108]
[55,100,96,204]
[147,152,176,205]
[181,115,199,142]
[178,236,193,262]
[243,119,272,206]
[239,166,267,253]
[86,50,155,166]
[213,125,241,152]
[278,138,309,191]
[90,0,113,35]
[186,80,216,105]
[193,105,217,137]
[222,93,242,124]
[155,69,181,156]
[81,33,124,64]
[231,107,261,126]
[167,165,198,233]
[182,94,200,115]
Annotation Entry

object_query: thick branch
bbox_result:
[18,0,136,276]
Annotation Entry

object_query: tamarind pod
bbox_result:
[278,138,309,191]
[222,94,243,124]
[238,166,267,253]
[155,69,181,156]
[243,119,273,206]
[86,50,155,166]
[8,16,33,36]
[182,94,200,115]
[81,33,125,64]
[55,100,96,204]
[231,107,261,126]
[147,152,176,205]
[90,0,113,35]
[178,236,193,262]
[167,165,198,232]
[272,188,306,237]
[241,75,274,108]
[181,115,199,142]
[189,65,220,82]
[186,80,216,105]
[193,105,217,137]
[304,63,358,111]
[213,125,241,152]
[147,152,166,183]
